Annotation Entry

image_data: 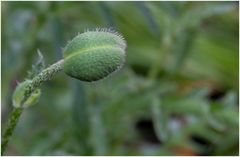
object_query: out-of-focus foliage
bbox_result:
[1,1,239,156]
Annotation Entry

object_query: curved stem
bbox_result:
[1,59,64,155]
[21,59,64,105]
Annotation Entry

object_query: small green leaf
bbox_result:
[27,50,46,79]
[12,80,41,108]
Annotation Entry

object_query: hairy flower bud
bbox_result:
[63,29,126,82]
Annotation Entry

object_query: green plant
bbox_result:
[1,29,126,155]
[2,1,238,156]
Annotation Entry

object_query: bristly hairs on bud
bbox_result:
[82,27,126,48]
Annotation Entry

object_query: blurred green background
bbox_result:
[1,1,239,156]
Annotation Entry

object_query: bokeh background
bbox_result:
[1,1,239,156]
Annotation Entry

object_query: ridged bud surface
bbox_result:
[63,30,126,82]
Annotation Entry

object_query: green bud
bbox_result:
[12,80,41,108]
[63,29,126,82]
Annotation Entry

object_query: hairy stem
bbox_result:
[21,59,64,105]
[1,108,23,155]
[1,59,64,155]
